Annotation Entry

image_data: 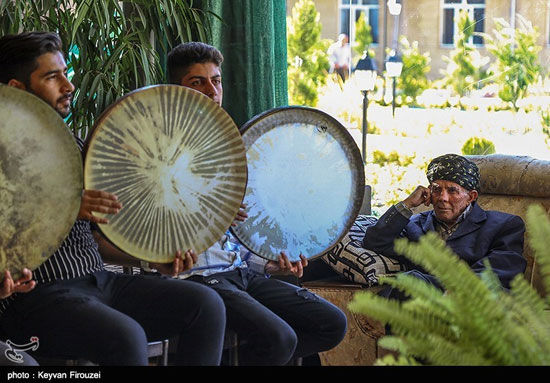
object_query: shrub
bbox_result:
[287,0,331,106]
[372,150,415,167]
[397,37,431,105]
[461,137,496,155]
[483,15,541,112]
[440,10,491,97]
[353,12,374,59]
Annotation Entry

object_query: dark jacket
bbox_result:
[362,202,526,289]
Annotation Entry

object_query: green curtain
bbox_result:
[202,0,288,127]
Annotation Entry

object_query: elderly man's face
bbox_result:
[430,180,478,224]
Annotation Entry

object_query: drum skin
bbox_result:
[232,106,364,262]
[0,85,83,281]
[84,85,247,263]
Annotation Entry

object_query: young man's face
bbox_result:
[19,51,75,118]
[429,179,478,225]
[179,62,223,106]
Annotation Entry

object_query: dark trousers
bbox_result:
[189,268,347,366]
[0,270,226,366]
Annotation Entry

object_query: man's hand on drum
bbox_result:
[152,249,198,277]
[0,268,36,299]
[231,203,248,226]
[78,189,122,224]
[264,252,308,278]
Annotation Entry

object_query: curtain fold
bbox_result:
[202,0,288,127]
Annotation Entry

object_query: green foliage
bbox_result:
[483,15,541,112]
[461,137,496,155]
[541,109,550,146]
[353,12,374,58]
[440,10,491,97]
[349,204,550,365]
[287,0,330,106]
[397,36,431,105]
[373,150,415,167]
[0,0,214,137]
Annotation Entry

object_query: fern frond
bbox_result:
[526,204,550,301]
[374,354,421,366]
[480,259,504,296]
[408,332,492,365]
[379,274,453,316]
[496,291,550,364]
[394,234,509,335]
[509,273,548,314]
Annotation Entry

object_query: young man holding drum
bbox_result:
[0,32,226,366]
[165,42,347,365]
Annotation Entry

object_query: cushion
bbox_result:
[321,215,407,286]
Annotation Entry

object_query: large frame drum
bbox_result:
[0,85,83,281]
[84,85,247,263]
[232,106,365,262]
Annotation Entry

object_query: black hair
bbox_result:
[167,42,224,84]
[0,31,63,86]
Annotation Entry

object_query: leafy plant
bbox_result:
[349,204,550,365]
[461,137,496,155]
[286,0,330,106]
[397,36,431,106]
[373,150,415,167]
[440,10,491,97]
[0,0,215,137]
[541,109,550,146]
[353,12,374,59]
[483,14,541,112]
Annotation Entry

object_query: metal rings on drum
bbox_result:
[231,106,365,262]
[84,85,247,263]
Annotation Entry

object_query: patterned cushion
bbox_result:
[321,215,407,286]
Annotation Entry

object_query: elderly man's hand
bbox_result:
[78,189,122,224]
[403,185,431,209]
[264,252,308,278]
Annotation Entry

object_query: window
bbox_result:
[339,0,379,47]
[442,0,485,46]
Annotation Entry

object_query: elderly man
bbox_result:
[362,154,526,296]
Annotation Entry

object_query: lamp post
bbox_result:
[387,0,402,48]
[385,0,402,118]
[385,52,403,118]
[354,52,378,164]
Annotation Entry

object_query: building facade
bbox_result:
[287,0,550,79]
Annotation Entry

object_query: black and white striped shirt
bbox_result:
[0,136,104,315]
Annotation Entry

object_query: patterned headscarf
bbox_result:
[426,154,480,191]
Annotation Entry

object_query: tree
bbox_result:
[287,0,330,106]
[397,36,431,105]
[0,0,214,137]
[483,15,541,111]
[461,137,496,155]
[353,12,374,59]
[349,204,550,366]
[440,10,491,97]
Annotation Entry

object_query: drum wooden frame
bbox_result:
[231,106,365,262]
[84,85,247,263]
